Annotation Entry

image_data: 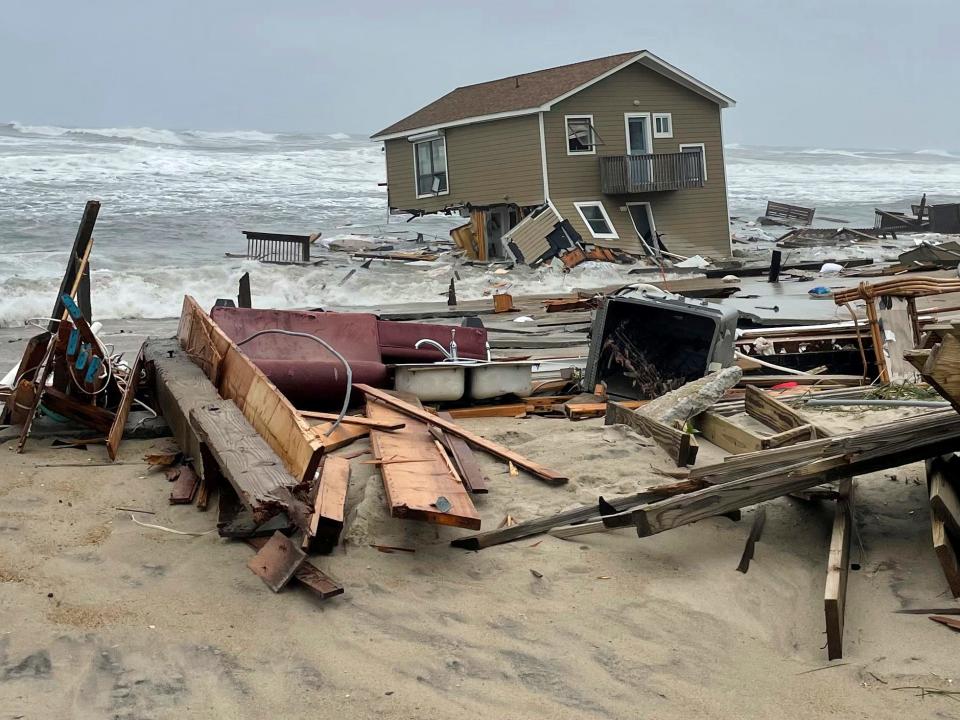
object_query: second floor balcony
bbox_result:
[599,152,705,194]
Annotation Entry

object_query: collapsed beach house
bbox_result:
[372,50,735,264]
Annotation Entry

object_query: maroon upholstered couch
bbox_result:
[209,306,487,409]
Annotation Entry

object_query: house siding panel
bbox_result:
[543,63,730,258]
[504,205,560,262]
[384,115,544,214]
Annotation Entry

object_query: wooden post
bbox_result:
[824,478,853,660]
[767,250,782,283]
[49,200,99,332]
[238,272,252,309]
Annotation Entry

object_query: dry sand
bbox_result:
[1,407,959,719]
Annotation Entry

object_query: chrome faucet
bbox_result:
[415,328,458,362]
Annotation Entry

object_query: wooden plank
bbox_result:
[917,333,960,414]
[177,295,324,484]
[306,456,350,553]
[825,478,854,660]
[605,401,698,467]
[356,384,568,485]
[928,457,960,598]
[929,456,960,538]
[366,399,480,529]
[40,387,115,433]
[694,412,763,454]
[299,411,404,431]
[762,424,816,450]
[563,399,645,420]
[146,339,223,480]
[190,401,311,529]
[169,465,200,504]
[48,200,99,332]
[450,478,708,550]
[310,422,369,450]
[247,531,306,592]
[744,385,831,438]
[445,403,528,419]
[106,346,144,461]
[436,411,488,494]
[877,296,918,381]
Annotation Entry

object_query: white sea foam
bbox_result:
[327,132,351,140]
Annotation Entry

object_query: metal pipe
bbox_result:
[804,399,949,409]
[236,329,352,436]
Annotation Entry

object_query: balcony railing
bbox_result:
[599,152,704,194]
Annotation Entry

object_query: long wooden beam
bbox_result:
[354,384,568,485]
[606,401,698,467]
[824,478,854,660]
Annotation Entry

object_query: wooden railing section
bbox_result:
[599,152,704,194]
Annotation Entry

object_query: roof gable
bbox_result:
[371,51,734,141]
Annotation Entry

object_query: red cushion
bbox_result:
[377,320,487,363]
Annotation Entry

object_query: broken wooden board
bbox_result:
[309,422,370,451]
[146,339,222,480]
[306,456,350,553]
[190,401,311,529]
[744,385,831,438]
[564,399,645,421]
[928,456,960,598]
[356,384,568,485]
[169,464,200,504]
[40,387,115,434]
[106,345,144,461]
[366,399,480,529]
[605,401,698,467]
[693,412,763,454]
[247,531,306,592]
[435,411,489,494]
[825,478,854,660]
[929,455,960,538]
[178,295,324,484]
[298,411,403,431]
[877,295,918,381]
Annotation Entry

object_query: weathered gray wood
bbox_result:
[825,478,854,660]
[928,456,960,598]
[929,455,960,538]
[606,401,698,467]
[191,401,311,529]
[744,385,831,439]
[146,338,221,480]
[451,478,710,550]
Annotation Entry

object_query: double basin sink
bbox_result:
[392,361,536,402]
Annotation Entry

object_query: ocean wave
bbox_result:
[327,132,352,140]
[915,148,959,158]
[5,122,185,146]
[181,129,279,144]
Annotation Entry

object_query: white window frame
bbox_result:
[623,112,653,155]
[565,114,596,156]
[412,134,450,199]
[653,112,673,139]
[679,142,707,181]
[574,201,619,240]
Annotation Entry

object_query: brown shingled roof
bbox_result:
[372,51,641,139]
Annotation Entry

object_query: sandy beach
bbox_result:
[1,397,958,719]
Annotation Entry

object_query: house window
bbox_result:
[679,143,707,181]
[574,201,618,239]
[413,136,448,197]
[566,115,596,155]
[653,113,673,138]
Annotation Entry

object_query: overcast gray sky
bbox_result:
[2,0,957,149]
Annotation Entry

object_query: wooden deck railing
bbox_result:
[599,152,704,194]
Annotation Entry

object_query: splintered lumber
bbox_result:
[632,411,960,538]
[246,537,343,600]
[310,422,369,451]
[693,411,763,454]
[929,455,960,538]
[169,464,200,504]
[298,411,404,431]
[445,403,529,419]
[736,506,767,573]
[146,339,223,480]
[928,456,960,597]
[825,478,854,660]
[307,456,350,553]
[191,401,312,530]
[744,385,831,438]
[930,615,960,632]
[178,295,324,484]
[106,346,144,461]
[48,200,99,332]
[246,531,307,592]
[913,332,960,413]
[434,412,489,493]
[366,399,480,529]
[564,399,644,420]
[355,384,568,485]
[605,401,698,467]
[451,478,710,550]
[40,387,115,433]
